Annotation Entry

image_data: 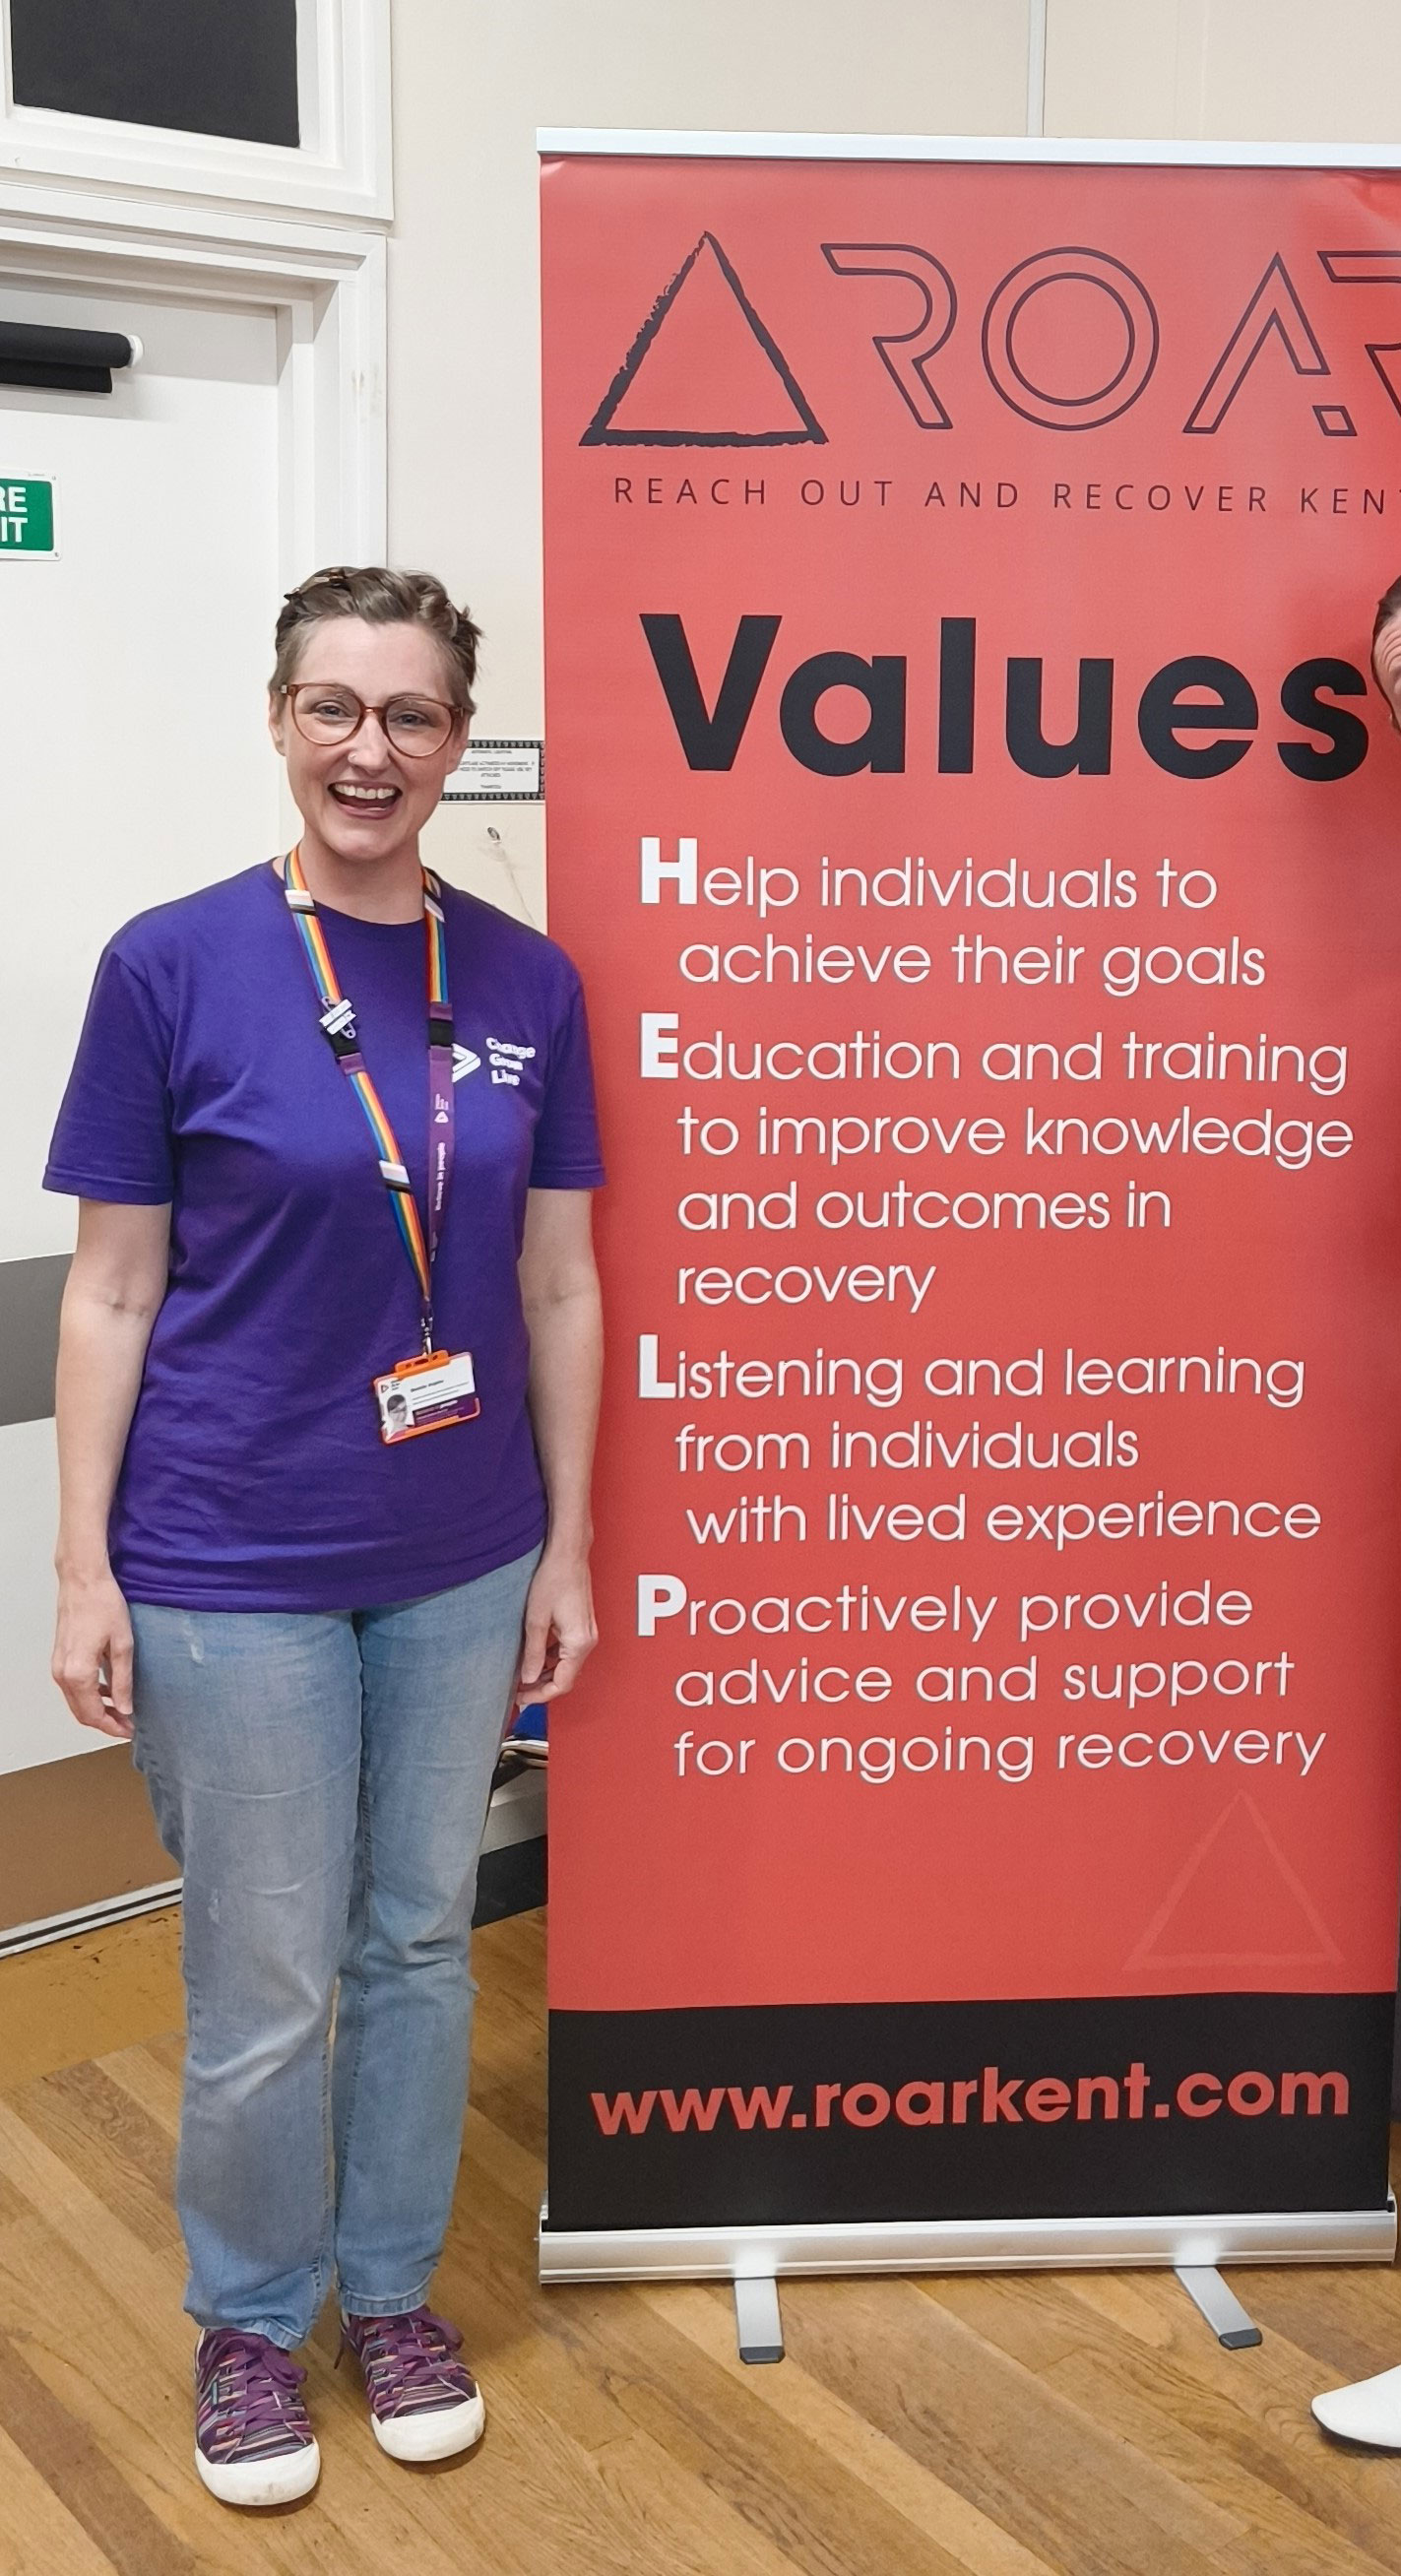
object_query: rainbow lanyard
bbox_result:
[283,845,454,1352]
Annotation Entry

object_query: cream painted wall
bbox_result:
[386,1,1030,924]
[386,0,1401,924]
[1045,1,1401,144]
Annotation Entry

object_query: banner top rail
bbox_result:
[538,128,1401,170]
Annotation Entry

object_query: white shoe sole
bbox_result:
[1312,2368,1401,2449]
[369,2390,485,2463]
[195,2437,321,2507]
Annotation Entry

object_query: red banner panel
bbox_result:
[541,149,1401,2234]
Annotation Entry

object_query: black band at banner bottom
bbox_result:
[544,1992,1394,2233]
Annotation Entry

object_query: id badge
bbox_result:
[373,1348,480,1445]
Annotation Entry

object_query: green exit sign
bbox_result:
[0,478,57,557]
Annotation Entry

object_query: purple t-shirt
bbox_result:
[44,862,605,1611]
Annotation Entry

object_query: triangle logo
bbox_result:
[581,233,826,450]
[452,1044,481,1083]
[1123,1792,1343,1975]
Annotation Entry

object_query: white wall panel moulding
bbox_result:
[1026,0,1048,141]
[0,0,390,225]
[0,181,387,579]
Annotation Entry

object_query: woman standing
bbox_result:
[45,567,605,2507]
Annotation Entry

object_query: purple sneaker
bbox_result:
[339,2306,484,2462]
[194,2327,320,2507]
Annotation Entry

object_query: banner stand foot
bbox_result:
[733,2274,784,2364]
[1174,2264,1263,2350]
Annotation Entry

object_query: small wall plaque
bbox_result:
[442,740,544,803]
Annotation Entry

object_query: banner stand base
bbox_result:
[1174,2265,1264,2350]
[732,2274,784,2364]
[539,2195,1397,2286]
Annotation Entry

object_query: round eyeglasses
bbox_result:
[281,680,459,757]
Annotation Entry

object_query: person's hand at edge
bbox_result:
[517,1547,597,1706]
[53,1567,136,1740]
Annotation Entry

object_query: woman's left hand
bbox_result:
[517,1547,597,1706]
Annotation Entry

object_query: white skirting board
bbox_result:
[539,2196,1398,2284]
[0,1769,544,1959]
[0,1876,182,1961]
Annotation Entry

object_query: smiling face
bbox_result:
[1372,612,1401,734]
[268,616,470,869]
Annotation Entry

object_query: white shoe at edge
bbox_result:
[1312,2360,1401,2447]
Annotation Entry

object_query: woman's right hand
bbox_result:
[52,1568,136,1740]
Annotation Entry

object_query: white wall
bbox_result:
[1045,1,1401,142]
[387,2,1029,924]
[386,0,1401,927]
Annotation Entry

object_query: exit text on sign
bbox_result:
[0,480,56,555]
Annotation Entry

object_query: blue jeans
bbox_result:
[130,1548,539,2350]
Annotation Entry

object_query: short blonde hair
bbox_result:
[272,565,480,713]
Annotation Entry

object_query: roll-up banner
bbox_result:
[539,137,1401,2281]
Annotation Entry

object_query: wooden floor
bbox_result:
[3,1911,1401,2576]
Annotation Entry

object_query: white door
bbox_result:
[0,272,283,1801]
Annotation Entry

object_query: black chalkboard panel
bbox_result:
[9,0,300,149]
